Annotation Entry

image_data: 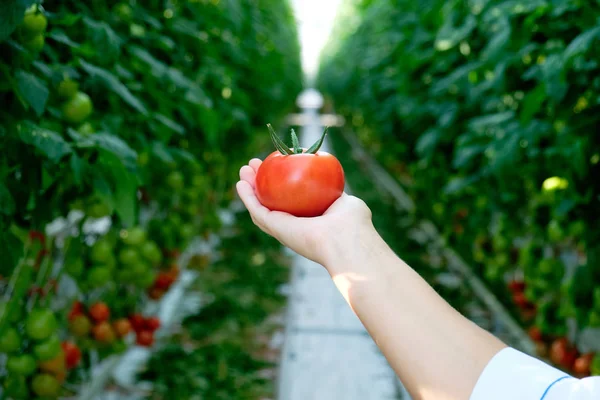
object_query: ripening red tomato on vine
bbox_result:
[255,124,345,217]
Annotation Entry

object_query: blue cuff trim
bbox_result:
[540,375,571,400]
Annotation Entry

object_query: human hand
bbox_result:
[236,158,374,267]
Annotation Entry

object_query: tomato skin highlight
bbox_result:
[255,151,345,217]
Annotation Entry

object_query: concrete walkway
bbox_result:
[276,93,401,400]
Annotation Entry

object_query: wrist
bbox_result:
[321,222,390,275]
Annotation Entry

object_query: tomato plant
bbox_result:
[319,0,600,376]
[256,125,345,217]
[0,0,301,395]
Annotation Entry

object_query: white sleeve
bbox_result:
[470,347,600,400]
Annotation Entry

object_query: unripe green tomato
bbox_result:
[140,241,162,265]
[33,334,61,361]
[65,258,84,277]
[121,227,147,247]
[22,6,48,35]
[78,122,95,135]
[57,79,79,99]
[0,327,21,353]
[136,270,156,289]
[130,261,149,276]
[589,311,600,327]
[25,309,57,341]
[114,3,133,21]
[180,224,196,240]
[7,354,37,376]
[116,269,135,283]
[31,373,61,397]
[87,266,112,287]
[90,238,114,264]
[166,171,185,191]
[118,247,140,266]
[62,92,93,124]
[138,151,150,166]
[86,200,111,219]
[22,34,45,53]
[69,315,91,337]
[547,220,564,243]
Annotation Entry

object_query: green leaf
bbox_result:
[452,145,485,169]
[305,127,329,154]
[151,142,175,164]
[443,173,483,195]
[18,121,72,163]
[564,26,600,60]
[79,59,148,115]
[88,132,137,169]
[468,111,515,133]
[129,46,167,77]
[112,165,137,227]
[0,0,30,41]
[415,128,440,160]
[0,182,15,216]
[14,70,49,116]
[267,124,292,155]
[154,114,185,135]
[94,152,137,227]
[47,30,80,48]
[83,18,122,62]
[520,84,547,123]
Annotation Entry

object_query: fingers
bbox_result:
[235,180,270,231]
[249,158,262,173]
[239,165,257,188]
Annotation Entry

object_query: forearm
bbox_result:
[323,225,506,400]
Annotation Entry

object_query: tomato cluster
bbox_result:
[0,307,80,398]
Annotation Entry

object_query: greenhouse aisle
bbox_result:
[277,91,402,400]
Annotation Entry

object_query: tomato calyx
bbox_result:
[267,123,329,155]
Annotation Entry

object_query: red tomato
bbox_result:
[148,287,165,300]
[113,318,132,337]
[573,353,594,376]
[255,151,345,217]
[61,341,81,369]
[550,338,578,370]
[89,302,110,323]
[144,317,161,332]
[154,272,175,290]
[512,292,529,309]
[508,280,526,293]
[528,326,543,342]
[136,330,154,347]
[68,301,85,321]
[129,313,145,332]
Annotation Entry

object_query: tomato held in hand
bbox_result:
[255,125,344,217]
